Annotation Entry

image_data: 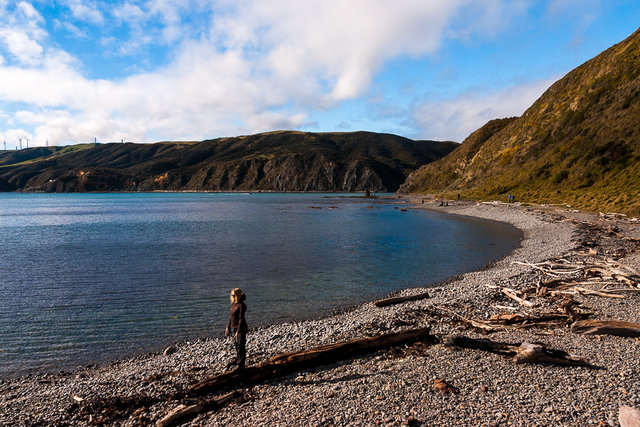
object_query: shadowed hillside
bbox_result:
[400,27,640,215]
[0,131,456,193]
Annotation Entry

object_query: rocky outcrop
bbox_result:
[40,168,139,192]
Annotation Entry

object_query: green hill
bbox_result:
[400,27,640,215]
[0,131,456,193]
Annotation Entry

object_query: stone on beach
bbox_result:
[620,406,640,427]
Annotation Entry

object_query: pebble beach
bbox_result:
[1,199,639,426]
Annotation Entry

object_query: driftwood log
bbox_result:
[512,258,639,289]
[155,391,240,427]
[188,327,437,397]
[571,320,640,337]
[444,335,589,366]
[82,328,437,425]
[501,287,534,307]
[373,292,430,307]
[440,303,586,332]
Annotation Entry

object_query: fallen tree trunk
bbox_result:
[571,320,640,337]
[373,291,430,307]
[84,328,437,425]
[156,404,201,427]
[443,335,589,366]
[188,327,437,397]
[156,391,240,427]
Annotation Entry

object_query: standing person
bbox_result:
[225,288,248,369]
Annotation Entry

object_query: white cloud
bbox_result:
[0,1,46,65]
[0,28,43,64]
[0,0,601,146]
[113,2,146,23]
[223,0,465,101]
[16,2,40,19]
[64,0,104,25]
[145,0,198,43]
[411,77,557,141]
[54,19,86,38]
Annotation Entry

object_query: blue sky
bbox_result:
[0,0,639,147]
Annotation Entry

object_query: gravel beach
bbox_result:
[1,199,639,426]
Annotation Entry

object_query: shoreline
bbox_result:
[1,200,639,426]
[0,192,517,380]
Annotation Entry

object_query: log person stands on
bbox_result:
[225,288,248,369]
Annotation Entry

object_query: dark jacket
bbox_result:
[227,300,247,333]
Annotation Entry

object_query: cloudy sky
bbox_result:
[0,0,639,147]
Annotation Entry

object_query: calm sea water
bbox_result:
[0,193,521,377]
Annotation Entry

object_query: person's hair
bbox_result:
[230,288,246,302]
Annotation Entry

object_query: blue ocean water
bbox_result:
[0,193,521,377]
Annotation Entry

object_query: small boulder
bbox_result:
[619,406,640,427]
[433,378,457,393]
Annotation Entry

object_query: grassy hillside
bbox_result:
[401,27,640,216]
[0,131,456,193]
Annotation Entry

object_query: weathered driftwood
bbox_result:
[85,328,437,424]
[601,288,640,294]
[566,287,626,299]
[444,335,588,366]
[443,302,583,332]
[616,262,640,279]
[155,391,239,427]
[512,256,639,302]
[571,320,640,337]
[487,312,571,326]
[512,261,562,277]
[373,291,430,307]
[553,280,627,287]
[501,287,534,307]
[512,342,586,365]
[188,327,437,397]
[156,404,201,427]
[513,258,639,288]
[438,306,502,331]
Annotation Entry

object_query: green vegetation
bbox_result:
[401,27,640,216]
